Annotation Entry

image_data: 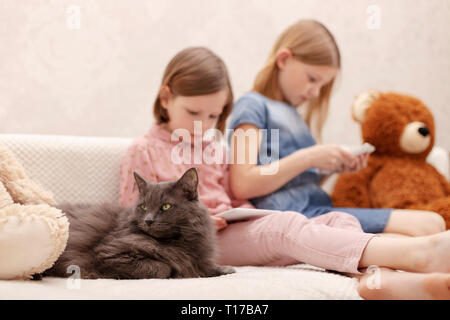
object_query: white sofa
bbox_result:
[0,134,448,300]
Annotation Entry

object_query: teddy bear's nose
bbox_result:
[418,127,430,137]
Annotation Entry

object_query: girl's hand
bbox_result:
[307,144,357,172]
[338,153,369,173]
[211,216,228,231]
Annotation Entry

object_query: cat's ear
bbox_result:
[133,171,149,195]
[175,167,199,201]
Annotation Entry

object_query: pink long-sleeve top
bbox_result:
[119,123,254,214]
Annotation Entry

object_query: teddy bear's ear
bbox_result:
[351,90,381,123]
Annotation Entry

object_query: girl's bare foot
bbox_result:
[359,230,450,273]
[411,230,450,273]
[422,273,450,300]
[357,267,450,300]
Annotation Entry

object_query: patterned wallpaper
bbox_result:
[0,0,449,150]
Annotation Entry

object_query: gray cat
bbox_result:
[41,167,234,280]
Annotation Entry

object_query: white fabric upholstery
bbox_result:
[0,134,131,204]
[1,264,360,300]
[0,134,447,299]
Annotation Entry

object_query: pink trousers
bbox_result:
[216,211,376,274]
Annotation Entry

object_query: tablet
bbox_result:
[215,208,281,222]
[350,142,376,156]
[319,143,376,175]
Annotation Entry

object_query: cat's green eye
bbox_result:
[161,203,172,211]
[139,203,147,211]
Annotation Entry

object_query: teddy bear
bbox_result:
[331,90,450,229]
[0,143,69,280]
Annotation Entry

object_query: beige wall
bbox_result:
[1,0,449,149]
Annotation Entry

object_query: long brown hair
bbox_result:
[153,47,233,133]
[253,20,341,142]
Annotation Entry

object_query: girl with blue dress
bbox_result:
[227,19,445,235]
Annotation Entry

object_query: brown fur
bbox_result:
[43,168,234,279]
[331,92,450,229]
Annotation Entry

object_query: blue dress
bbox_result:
[227,92,392,233]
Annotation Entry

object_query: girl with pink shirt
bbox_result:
[119,46,450,299]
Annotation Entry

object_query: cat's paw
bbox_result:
[31,273,43,281]
[202,265,235,278]
[216,265,235,276]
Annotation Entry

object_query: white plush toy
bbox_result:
[0,143,69,280]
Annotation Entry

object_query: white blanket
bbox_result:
[1,265,361,300]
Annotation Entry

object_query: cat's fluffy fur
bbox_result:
[42,168,234,279]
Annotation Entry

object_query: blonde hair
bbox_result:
[153,47,233,133]
[253,20,341,142]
